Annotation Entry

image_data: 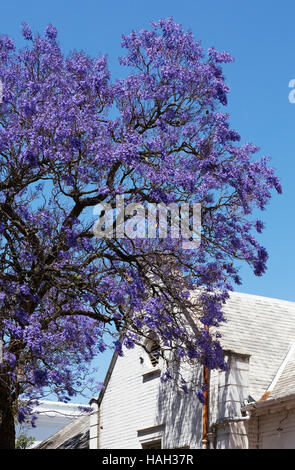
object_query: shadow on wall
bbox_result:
[155,361,203,449]
[218,353,249,421]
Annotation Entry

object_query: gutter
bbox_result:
[242,393,295,416]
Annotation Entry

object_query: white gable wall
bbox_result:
[99,346,161,448]
[98,345,203,449]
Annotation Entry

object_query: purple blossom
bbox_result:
[160,370,172,383]
[255,220,265,233]
[196,390,205,405]
[123,337,135,349]
[114,340,124,356]
[21,23,33,41]
[33,369,48,387]
[45,24,57,40]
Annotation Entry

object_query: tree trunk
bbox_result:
[0,376,15,449]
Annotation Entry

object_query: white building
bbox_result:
[38,292,295,449]
[17,400,89,448]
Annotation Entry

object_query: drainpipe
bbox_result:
[184,312,211,449]
[201,325,210,450]
[201,363,210,449]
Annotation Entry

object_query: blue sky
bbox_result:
[1,0,295,401]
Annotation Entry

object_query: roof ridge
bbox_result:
[228,290,295,305]
[34,400,88,408]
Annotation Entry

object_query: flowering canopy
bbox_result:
[0,18,281,434]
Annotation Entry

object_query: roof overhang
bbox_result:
[242,393,295,416]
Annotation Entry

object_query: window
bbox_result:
[138,424,165,448]
[146,339,160,367]
[142,439,161,449]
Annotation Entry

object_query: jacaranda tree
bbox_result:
[0,18,281,448]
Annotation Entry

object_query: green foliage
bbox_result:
[15,433,36,449]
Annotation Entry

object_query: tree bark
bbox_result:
[0,376,15,449]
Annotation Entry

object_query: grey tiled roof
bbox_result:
[36,414,89,449]
[268,342,295,400]
[218,292,295,400]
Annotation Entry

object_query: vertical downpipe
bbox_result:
[201,326,210,449]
